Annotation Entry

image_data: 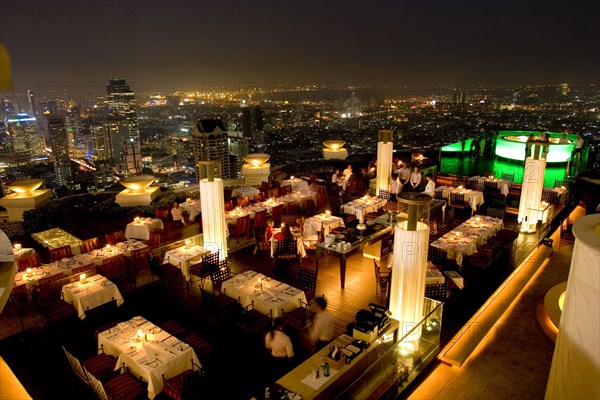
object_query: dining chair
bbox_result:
[253,192,265,203]
[17,252,42,272]
[268,188,280,199]
[98,255,126,279]
[501,172,515,182]
[282,298,310,334]
[85,363,144,400]
[148,231,163,248]
[201,287,241,321]
[162,359,207,400]
[159,319,187,337]
[270,204,283,226]
[128,247,150,277]
[554,179,566,188]
[210,260,233,292]
[49,245,74,262]
[234,301,273,339]
[155,207,171,220]
[63,345,117,385]
[180,333,214,363]
[224,200,234,212]
[377,188,391,200]
[252,227,270,255]
[70,264,95,276]
[315,192,326,212]
[104,231,125,246]
[301,199,316,216]
[228,214,251,243]
[281,185,292,195]
[373,260,391,306]
[285,202,299,216]
[189,251,220,289]
[449,192,470,214]
[253,209,267,231]
[428,246,448,267]
[237,196,250,208]
[295,265,317,302]
[80,237,100,253]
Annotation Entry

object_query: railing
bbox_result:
[565,147,589,180]
[335,298,444,400]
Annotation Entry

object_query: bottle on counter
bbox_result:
[323,361,330,377]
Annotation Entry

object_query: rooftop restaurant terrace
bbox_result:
[0,132,598,400]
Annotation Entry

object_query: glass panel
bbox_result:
[335,298,443,400]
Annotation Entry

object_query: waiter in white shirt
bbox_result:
[409,167,422,192]
[310,297,334,350]
[399,164,411,189]
[424,175,435,197]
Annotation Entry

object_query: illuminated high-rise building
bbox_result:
[26,90,37,117]
[106,78,141,173]
[241,103,252,138]
[192,119,232,180]
[6,113,44,157]
[47,117,72,187]
[104,117,130,165]
[228,131,249,178]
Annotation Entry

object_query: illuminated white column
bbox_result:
[199,161,228,260]
[518,143,547,233]
[376,129,394,195]
[546,214,600,400]
[389,193,432,343]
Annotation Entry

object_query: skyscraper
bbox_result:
[6,113,44,157]
[192,119,232,181]
[241,104,252,138]
[106,78,141,173]
[47,117,72,187]
[26,90,37,117]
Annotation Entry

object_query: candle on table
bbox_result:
[80,273,86,282]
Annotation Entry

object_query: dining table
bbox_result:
[304,214,345,241]
[97,316,201,399]
[221,270,307,318]
[341,196,387,222]
[255,198,286,213]
[163,245,211,281]
[87,240,149,265]
[179,199,202,222]
[125,217,164,241]
[282,178,309,192]
[13,265,63,289]
[61,274,124,319]
[436,186,485,211]
[224,208,254,224]
[430,216,503,266]
[468,176,512,196]
[231,186,260,199]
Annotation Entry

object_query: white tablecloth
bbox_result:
[341,196,387,222]
[231,186,260,198]
[164,245,210,281]
[61,274,124,319]
[125,218,164,240]
[224,209,253,224]
[87,240,148,265]
[54,253,95,275]
[437,187,485,211]
[255,199,286,213]
[282,179,309,192]
[98,316,200,399]
[468,176,511,195]
[13,265,63,289]
[430,216,503,266]
[222,270,307,318]
[179,200,202,222]
[304,214,345,241]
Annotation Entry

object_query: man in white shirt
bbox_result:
[573,133,584,153]
[558,133,569,144]
[171,202,186,226]
[342,165,353,180]
[310,297,334,350]
[424,175,435,197]
[331,169,341,184]
[399,164,411,187]
[265,318,294,358]
[409,167,422,192]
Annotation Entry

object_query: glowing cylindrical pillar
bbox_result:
[199,161,228,260]
[389,193,432,342]
[546,214,600,400]
[376,129,394,195]
[518,143,548,233]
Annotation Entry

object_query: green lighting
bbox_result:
[441,139,473,152]
[495,131,576,163]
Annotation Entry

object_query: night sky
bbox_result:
[1,0,599,92]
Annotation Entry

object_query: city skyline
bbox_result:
[1,0,599,92]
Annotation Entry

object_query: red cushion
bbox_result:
[163,369,193,400]
[83,354,116,380]
[104,373,143,400]
[274,232,283,240]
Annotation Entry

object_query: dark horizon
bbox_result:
[1,0,599,93]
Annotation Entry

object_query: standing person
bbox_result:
[559,133,569,144]
[399,164,411,188]
[265,317,294,379]
[265,318,294,359]
[310,297,334,351]
[573,133,584,155]
[171,202,186,226]
[409,167,422,192]
[342,165,353,180]
[390,173,401,201]
[331,169,341,184]
[424,175,435,197]
[525,134,535,159]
